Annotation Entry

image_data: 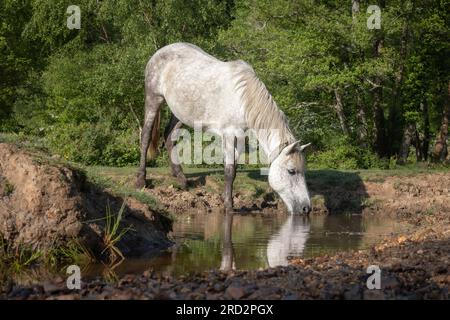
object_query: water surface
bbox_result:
[86,211,410,277]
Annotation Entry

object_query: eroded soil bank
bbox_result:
[2,167,449,300]
[0,143,172,259]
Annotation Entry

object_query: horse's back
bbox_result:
[146,43,249,130]
[146,42,251,92]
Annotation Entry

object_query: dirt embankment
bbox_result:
[0,143,172,258]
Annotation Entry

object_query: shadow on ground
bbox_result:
[179,168,369,214]
[246,169,369,214]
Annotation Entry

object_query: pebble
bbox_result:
[225,285,245,300]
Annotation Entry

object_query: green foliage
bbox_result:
[309,137,384,170]
[1,0,449,168]
[102,201,132,262]
[46,122,139,166]
[0,235,92,281]
[0,237,42,274]
[3,181,14,196]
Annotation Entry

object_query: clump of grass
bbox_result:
[102,201,133,263]
[252,185,266,199]
[0,234,98,288]
[46,238,95,268]
[4,181,15,196]
[311,194,326,207]
[361,197,381,209]
[0,237,42,283]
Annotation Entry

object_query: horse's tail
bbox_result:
[147,109,161,159]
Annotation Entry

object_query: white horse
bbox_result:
[135,43,311,214]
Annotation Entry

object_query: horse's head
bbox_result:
[268,141,312,214]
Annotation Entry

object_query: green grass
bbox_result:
[0,235,95,284]
[46,239,95,268]
[0,242,42,274]
[85,167,159,207]
[102,201,132,262]
[3,181,15,196]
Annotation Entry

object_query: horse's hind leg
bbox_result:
[135,90,163,189]
[164,113,187,188]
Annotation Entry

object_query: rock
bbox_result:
[225,285,245,300]
[43,282,64,294]
[10,288,32,299]
[363,290,385,300]
[382,276,399,289]
[111,292,134,300]
[282,293,298,300]
[179,287,191,294]
[343,284,361,300]
[213,283,224,292]
[53,294,79,300]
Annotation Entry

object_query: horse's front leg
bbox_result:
[223,135,237,210]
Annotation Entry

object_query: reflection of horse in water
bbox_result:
[266,216,310,267]
[220,212,235,271]
[219,213,310,270]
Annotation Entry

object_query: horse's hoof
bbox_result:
[177,177,188,189]
[135,178,146,189]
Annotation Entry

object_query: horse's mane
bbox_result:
[233,63,296,159]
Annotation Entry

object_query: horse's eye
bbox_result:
[288,169,296,175]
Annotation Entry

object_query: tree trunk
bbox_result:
[421,101,430,161]
[397,123,416,165]
[414,127,421,162]
[432,82,450,162]
[351,1,367,146]
[334,89,350,136]
[372,82,386,157]
[389,24,408,156]
[371,0,386,157]
[356,93,368,145]
[352,0,360,19]
[445,145,450,164]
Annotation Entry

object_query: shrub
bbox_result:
[46,122,140,166]
[308,137,384,170]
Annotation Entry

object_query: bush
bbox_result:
[308,137,384,170]
[46,122,140,166]
[102,129,140,167]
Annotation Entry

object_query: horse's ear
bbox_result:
[299,142,311,152]
[283,141,311,155]
[283,141,300,155]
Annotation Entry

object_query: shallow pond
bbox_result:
[86,211,410,278]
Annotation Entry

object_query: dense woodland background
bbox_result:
[1,0,449,169]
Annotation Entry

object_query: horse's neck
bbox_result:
[257,129,290,164]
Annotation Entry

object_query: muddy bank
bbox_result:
[143,172,278,214]
[0,143,172,258]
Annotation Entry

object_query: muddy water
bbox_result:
[86,212,410,278]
